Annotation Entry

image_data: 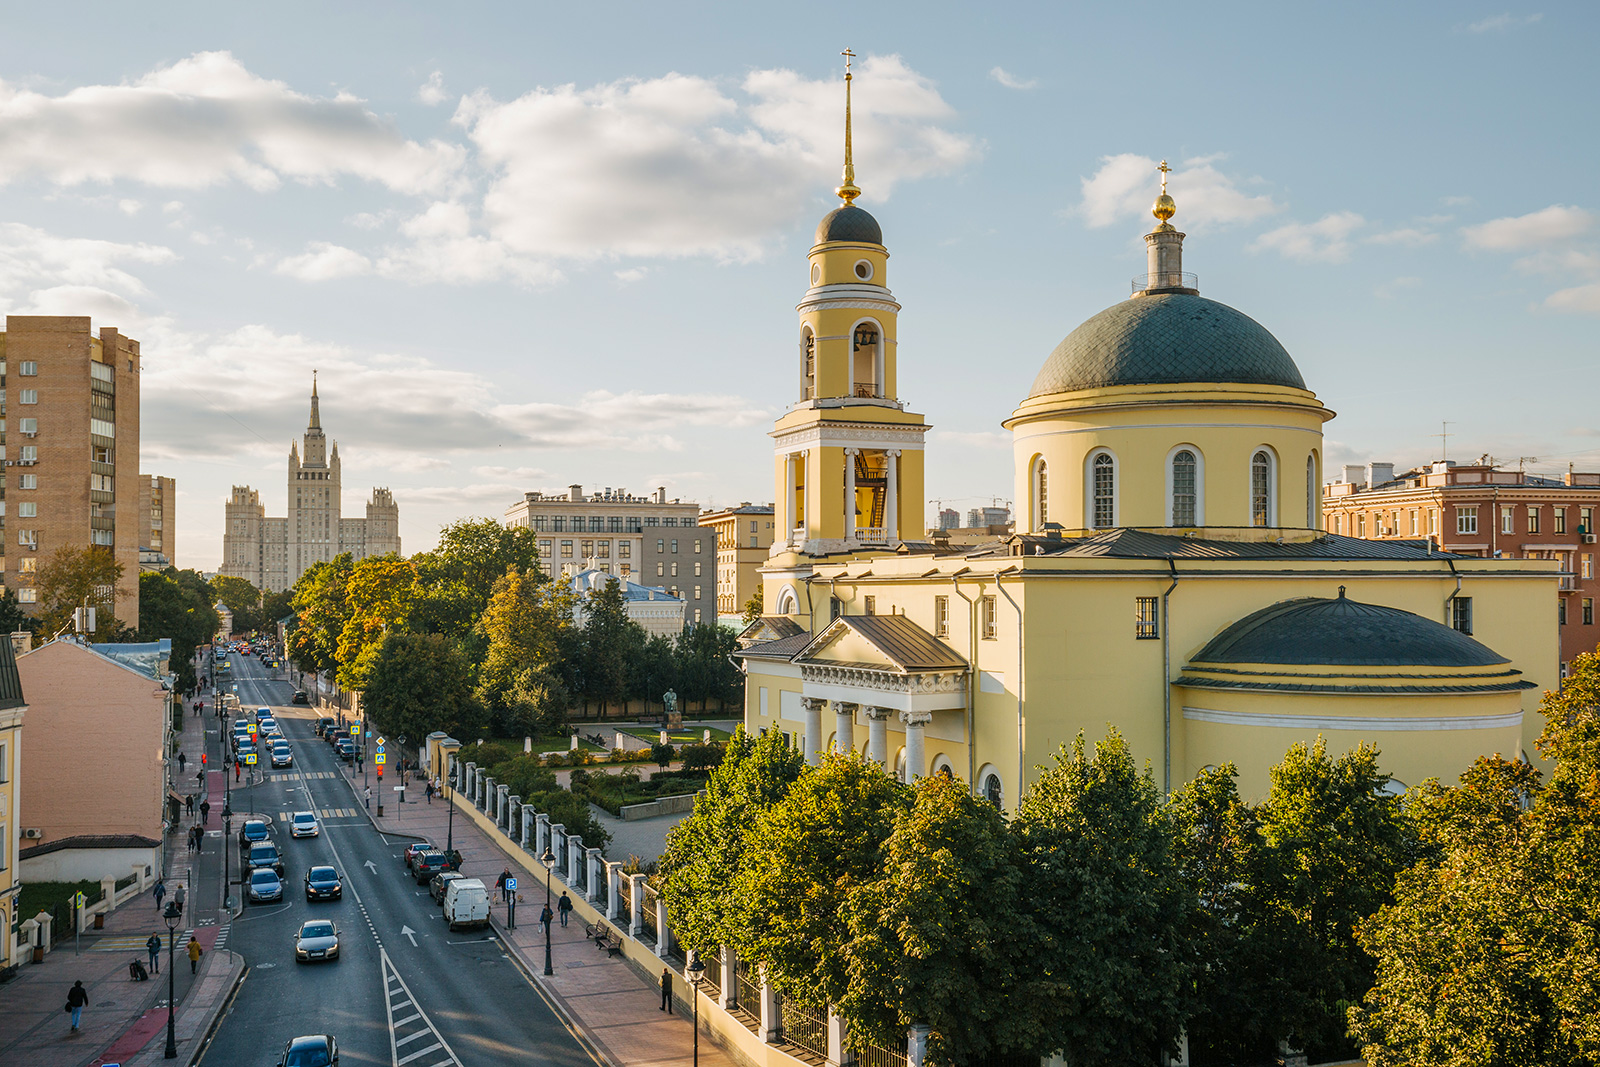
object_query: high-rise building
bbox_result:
[700,503,776,619]
[937,508,959,530]
[139,475,175,570]
[220,378,401,591]
[0,316,143,624]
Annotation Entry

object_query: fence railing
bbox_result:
[781,998,828,1060]
[735,962,761,1017]
[856,1037,909,1067]
[640,887,659,943]
[698,948,723,998]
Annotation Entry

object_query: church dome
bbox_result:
[1191,593,1508,669]
[1028,292,1306,397]
[815,205,882,246]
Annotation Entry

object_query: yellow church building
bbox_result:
[736,72,1559,803]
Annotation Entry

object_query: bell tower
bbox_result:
[764,52,929,620]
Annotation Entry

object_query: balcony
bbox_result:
[855,527,889,545]
[1131,271,1200,296]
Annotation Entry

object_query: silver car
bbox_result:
[294,919,340,963]
[248,867,283,904]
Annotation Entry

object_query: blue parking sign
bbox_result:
[505,877,517,892]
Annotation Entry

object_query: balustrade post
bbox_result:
[520,805,534,850]
[655,895,670,957]
[605,862,623,921]
[535,813,550,857]
[720,945,737,1010]
[759,965,781,1044]
[568,835,585,892]
[628,874,646,938]
[585,849,603,903]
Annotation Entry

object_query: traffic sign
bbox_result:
[244,752,257,765]
[375,736,386,747]
[73,892,86,908]
[505,877,517,892]
[374,752,386,765]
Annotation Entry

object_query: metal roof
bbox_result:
[734,631,815,660]
[0,632,23,710]
[795,614,967,673]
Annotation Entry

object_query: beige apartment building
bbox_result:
[0,316,144,624]
[0,636,22,971]
[700,503,776,619]
[505,484,718,626]
[221,379,402,591]
[139,474,176,569]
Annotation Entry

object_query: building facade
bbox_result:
[737,140,1557,805]
[701,503,776,620]
[1325,460,1600,672]
[220,379,402,591]
[505,484,716,627]
[565,565,686,638]
[0,636,22,972]
[0,316,143,624]
[139,474,175,570]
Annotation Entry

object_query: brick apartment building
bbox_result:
[139,474,176,569]
[1325,459,1600,673]
[0,316,144,625]
[700,502,776,620]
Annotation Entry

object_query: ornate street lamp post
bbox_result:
[540,846,556,976]
[685,955,705,1067]
[163,901,181,1058]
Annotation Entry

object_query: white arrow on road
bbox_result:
[364,860,377,874]
[401,925,418,947]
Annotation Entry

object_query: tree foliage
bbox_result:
[288,554,353,675]
[740,587,763,624]
[362,631,484,744]
[579,578,643,713]
[335,555,416,688]
[137,570,219,694]
[211,574,263,633]
[36,544,129,637]
[474,566,577,736]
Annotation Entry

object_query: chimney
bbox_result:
[1366,462,1394,487]
[1341,464,1365,485]
[569,484,583,502]
[657,487,667,504]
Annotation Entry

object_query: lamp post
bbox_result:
[540,846,556,976]
[222,810,233,911]
[444,764,455,854]
[685,955,704,1067]
[163,901,181,1058]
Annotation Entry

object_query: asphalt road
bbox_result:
[200,651,597,1067]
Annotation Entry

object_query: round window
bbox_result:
[854,259,873,281]
[810,263,820,286]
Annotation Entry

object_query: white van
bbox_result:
[444,878,490,931]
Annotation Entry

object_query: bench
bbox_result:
[586,922,624,958]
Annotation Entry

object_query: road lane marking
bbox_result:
[381,946,462,1067]
[397,1042,443,1065]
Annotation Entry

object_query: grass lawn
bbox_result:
[619,726,733,746]
[17,880,100,925]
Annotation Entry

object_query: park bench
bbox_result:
[586,922,624,958]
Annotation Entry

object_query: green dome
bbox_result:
[1191,595,1508,668]
[1029,292,1306,397]
[815,205,882,246]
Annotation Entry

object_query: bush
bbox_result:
[678,743,723,773]
[543,751,567,767]
[651,741,675,769]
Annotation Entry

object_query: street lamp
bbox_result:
[163,901,181,1058]
[685,955,705,1067]
[444,763,455,854]
[540,846,556,976]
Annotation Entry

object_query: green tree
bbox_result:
[362,631,484,743]
[211,575,263,633]
[137,571,219,694]
[1009,730,1194,1067]
[335,555,416,688]
[629,632,678,711]
[660,727,803,955]
[740,587,763,624]
[475,567,576,736]
[36,544,129,637]
[839,773,1034,1065]
[737,752,910,1013]
[261,589,294,629]
[674,623,743,711]
[288,554,354,675]
[651,741,675,770]
[0,587,30,637]
[410,517,544,647]
[579,578,644,714]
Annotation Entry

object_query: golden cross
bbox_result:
[1158,159,1171,195]
[842,49,855,76]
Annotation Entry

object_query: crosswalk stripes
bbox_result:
[382,945,461,1067]
[274,808,357,820]
[213,922,231,951]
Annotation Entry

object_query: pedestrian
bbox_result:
[66,979,88,1032]
[152,878,166,911]
[186,826,196,852]
[129,958,149,981]
[659,967,673,1013]
[178,751,187,774]
[200,800,210,824]
[234,761,241,783]
[558,891,572,927]
[424,781,434,804]
[187,937,203,974]
[185,794,195,816]
[364,786,371,809]
[147,933,161,974]
[173,883,186,917]
[497,869,511,904]
[539,903,553,933]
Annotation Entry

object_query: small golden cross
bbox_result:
[842,49,855,75]
[1158,159,1171,194]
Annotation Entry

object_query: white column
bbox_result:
[834,702,857,754]
[496,784,509,827]
[550,825,566,876]
[899,711,931,782]
[628,875,646,938]
[827,1008,849,1067]
[605,862,623,921]
[655,896,670,957]
[785,452,797,542]
[464,762,476,797]
[865,707,890,767]
[908,1024,932,1067]
[586,849,603,903]
[720,946,738,1010]
[535,813,550,857]
[886,449,900,542]
[568,835,585,891]
[507,795,520,835]
[520,805,534,849]
[759,965,781,1044]
[844,447,858,542]
[801,696,825,767]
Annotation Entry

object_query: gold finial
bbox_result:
[1152,158,1176,225]
[835,50,861,206]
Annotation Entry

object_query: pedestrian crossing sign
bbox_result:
[245,752,258,765]
[374,752,386,765]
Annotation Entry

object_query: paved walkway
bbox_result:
[323,742,734,1067]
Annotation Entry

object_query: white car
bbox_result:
[290,811,320,838]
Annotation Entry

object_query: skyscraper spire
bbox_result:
[309,370,321,430]
[835,49,861,206]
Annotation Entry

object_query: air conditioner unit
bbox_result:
[22,828,43,839]
[20,431,35,438]
[1585,534,1598,544]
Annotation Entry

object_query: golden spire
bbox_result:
[835,49,861,206]
[1152,159,1177,227]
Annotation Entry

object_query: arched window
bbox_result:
[801,327,816,401]
[851,320,883,399]
[981,772,1003,807]
[1090,452,1116,528]
[1251,450,1273,527]
[1032,457,1049,529]
[1171,450,1197,526]
[1306,454,1318,528]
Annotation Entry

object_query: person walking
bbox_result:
[659,967,673,1014]
[235,761,242,783]
[364,786,371,809]
[497,869,512,905]
[146,934,161,974]
[539,903,553,934]
[152,878,166,911]
[424,780,434,804]
[187,937,203,974]
[185,794,195,816]
[178,751,187,774]
[557,891,572,927]
[66,979,88,1032]
[200,799,210,825]
[173,883,186,918]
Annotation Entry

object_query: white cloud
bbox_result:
[1365,227,1438,247]
[1466,13,1543,32]
[118,198,141,215]
[1250,212,1366,262]
[1461,204,1593,249]
[1374,276,1422,300]
[372,201,560,286]
[1545,283,1600,314]
[1078,153,1281,229]
[0,51,464,195]
[275,242,373,281]
[457,54,976,260]
[989,67,1037,90]
[0,222,175,303]
[492,389,768,450]
[418,71,448,106]
[614,267,648,283]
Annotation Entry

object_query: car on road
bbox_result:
[334,739,354,763]
[239,819,272,851]
[326,728,349,748]
[303,865,342,901]
[314,718,335,737]
[271,741,293,768]
[294,919,340,963]
[277,1034,337,1067]
[402,840,436,871]
[248,867,283,904]
[413,851,458,884]
[290,811,320,838]
[291,690,310,705]
[260,718,281,737]
[444,878,491,931]
[247,842,286,878]
[428,870,464,904]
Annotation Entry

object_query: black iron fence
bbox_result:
[781,998,828,1060]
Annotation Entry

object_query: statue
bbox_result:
[663,688,681,726]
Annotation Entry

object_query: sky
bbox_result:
[0,1,1594,569]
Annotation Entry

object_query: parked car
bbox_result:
[429,871,464,904]
[413,851,458,884]
[277,1034,337,1067]
[314,718,335,737]
[335,739,355,763]
[444,878,490,931]
[402,840,436,871]
[239,819,272,852]
[304,865,342,901]
[291,690,310,705]
[247,843,286,878]
[294,919,340,963]
[248,867,283,904]
[290,811,320,838]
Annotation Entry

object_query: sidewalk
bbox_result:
[331,756,733,1067]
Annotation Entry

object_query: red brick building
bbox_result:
[1325,460,1600,674]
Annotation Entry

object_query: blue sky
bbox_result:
[0,2,1593,568]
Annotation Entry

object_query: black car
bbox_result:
[335,739,355,763]
[278,1034,337,1067]
[413,851,455,884]
[238,819,272,853]
[247,842,286,878]
[429,871,464,904]
[304,865,342,901]
[291,690,310,705]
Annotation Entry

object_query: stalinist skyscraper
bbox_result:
[220,376,401,591]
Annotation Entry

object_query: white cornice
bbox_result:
[773,423,928,452]
[797,283,901,315]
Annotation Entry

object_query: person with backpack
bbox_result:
[66,980,89,1032]
[557,891,573,927]
[539,903,553,934]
